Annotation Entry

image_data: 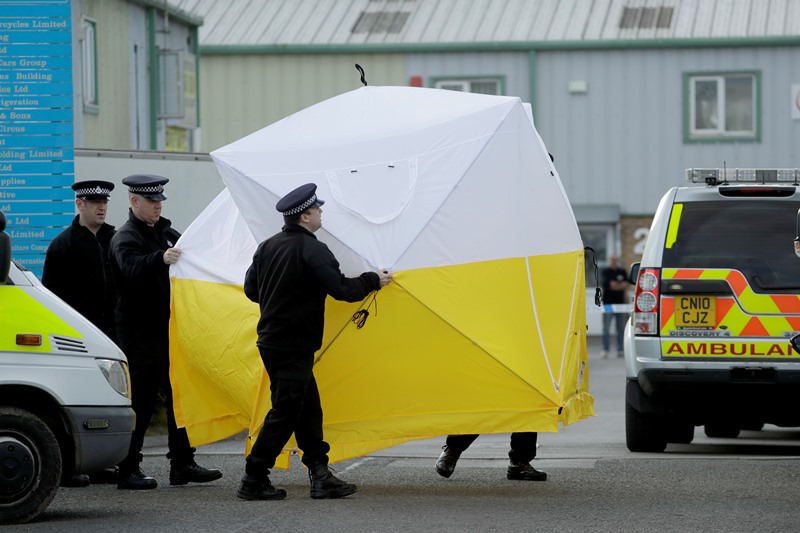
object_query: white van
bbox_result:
[625,168,800,452]
[0,211,135,524]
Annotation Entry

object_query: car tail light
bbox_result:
[633,267,660,335]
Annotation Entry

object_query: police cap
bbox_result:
[72,180,115,200]
[122,174,169,201]
[276,183,325,216]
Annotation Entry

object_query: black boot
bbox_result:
[61,473,90,487]
[237,474,287,500]
[435,445,462,478]
[88,467,119,484]
[169,460,223,485]
[308,464,357,499]
[117,467,158,490]
[507,461,547,481]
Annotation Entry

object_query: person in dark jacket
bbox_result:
[43,180,117,341]
[237,183,392,501]
[43,179,118,488]
[601,255,630,358]
[110,174,222,490]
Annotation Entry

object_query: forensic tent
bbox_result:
[170,86,594,467]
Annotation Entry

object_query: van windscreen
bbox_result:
[662,200,800,292]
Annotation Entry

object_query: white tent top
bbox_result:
[208,86,581,278]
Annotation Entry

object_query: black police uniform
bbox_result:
[444,432,539,464]
[109,175,192,478]
[43,180,117,487]
[42,180,117,340]
[242,183,380,480]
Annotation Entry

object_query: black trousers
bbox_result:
[246,347,331,478]
[445,432,538,464]
[117,331,194,472]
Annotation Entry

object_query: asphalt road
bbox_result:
[13,337,800,532]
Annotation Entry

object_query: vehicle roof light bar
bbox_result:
[686,168,799,185]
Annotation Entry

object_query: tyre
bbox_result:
[704,424,740,439]
[0,407,62,525]
[625,401,667,452]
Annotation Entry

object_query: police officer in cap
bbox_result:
[43,179,118,488]
[110,174,222,490]
[238,183,392,501]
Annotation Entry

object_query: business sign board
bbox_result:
[0,0,74,278]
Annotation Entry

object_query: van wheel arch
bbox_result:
[0,406,63,525]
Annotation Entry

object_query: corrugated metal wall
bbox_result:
[535,46,800,215]
[79,0,132,148]
[172,0,800,45]
[405,52,531,97]
[198,54,406,151]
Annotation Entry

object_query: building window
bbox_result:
[433,78,502,95]
[81,17,98,109]
[579,225,615,287]
[158,50,185,119]
[685,72,759,142]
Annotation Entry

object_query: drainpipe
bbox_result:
[147,6,159,150]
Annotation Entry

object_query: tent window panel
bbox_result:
[687,72,758,141]
[81,17,98,109]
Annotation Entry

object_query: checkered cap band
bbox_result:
[282,194,318,216]
[75,185,112,197]
[129,185,164,194]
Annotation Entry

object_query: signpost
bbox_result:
[0,0,74,278]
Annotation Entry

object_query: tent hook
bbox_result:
[355,63,368,86]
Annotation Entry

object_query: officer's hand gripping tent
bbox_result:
[169,86,595,467]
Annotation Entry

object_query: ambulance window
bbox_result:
[662,200,800,290]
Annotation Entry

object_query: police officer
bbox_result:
[237,183,392,501]
[43,180,117,488]
[43,180,117,340]
[110,174,222,490]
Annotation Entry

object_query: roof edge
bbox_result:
[130,0,203,27]
[199,36,800,55]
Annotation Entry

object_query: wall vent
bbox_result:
[51,335,88,353]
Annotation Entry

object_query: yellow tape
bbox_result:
[0,286,81,352]
[665,203,683,249]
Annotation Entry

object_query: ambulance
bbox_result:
[625,168,800,452]
[0,211,135,524]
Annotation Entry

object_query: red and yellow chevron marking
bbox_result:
[660,268,800,339]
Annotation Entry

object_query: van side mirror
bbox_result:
[790,334,800,356]
[629,262,640,286]
[0,211,10,284]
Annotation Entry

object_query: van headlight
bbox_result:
[96,359,131,399]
